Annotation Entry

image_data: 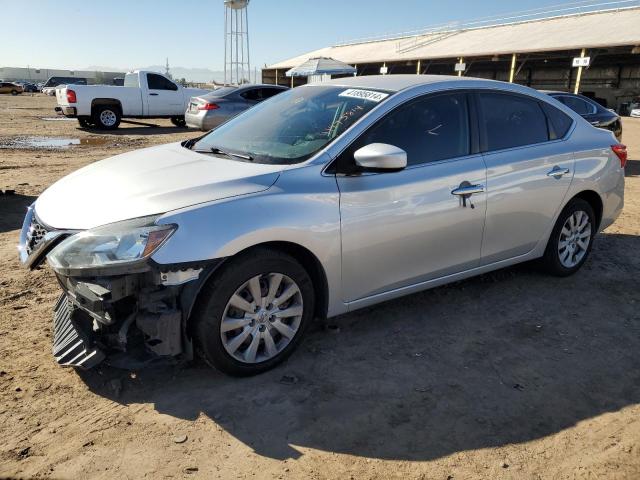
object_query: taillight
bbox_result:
[611,144,627,168]
[198,103,219,111]
[66,89,77,103]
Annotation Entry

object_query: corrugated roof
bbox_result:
[268,7,640,69]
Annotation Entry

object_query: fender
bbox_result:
[152,162,346,317]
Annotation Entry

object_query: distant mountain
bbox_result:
[85,65,238,83]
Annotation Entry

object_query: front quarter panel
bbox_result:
[152,160,345,316]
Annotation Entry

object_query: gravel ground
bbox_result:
[0,94,639,480]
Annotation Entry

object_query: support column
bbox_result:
[275,69,278,86]
[416,59,421,75]
[291,75,294,88]
[457,57,464,77]
[574,48,586,94]
[509,53,517,83]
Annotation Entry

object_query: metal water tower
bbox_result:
[224,0,251,85]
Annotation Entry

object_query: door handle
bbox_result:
[547,167,570,178]
[149,93,159,96]
[451,184,484,196]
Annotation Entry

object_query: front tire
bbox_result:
[11,90,18,95]
[92,105,121,129]
[171,116,187,127]
[192,248,315,376]
[541,198,596,276]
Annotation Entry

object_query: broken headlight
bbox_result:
[47,217,176,275]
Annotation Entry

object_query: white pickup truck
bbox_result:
[54,70,211,129]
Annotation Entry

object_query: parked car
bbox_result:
[20,82,39,93]
[185,84,288,130]
[0,82,23,95]
[630,102,640,118]
[544,91,622,140]
[42,76,88,89]
[19,75,625,376]
[53,70,211,129]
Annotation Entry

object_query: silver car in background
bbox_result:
[185,84,288,130]
[19,75,625,376]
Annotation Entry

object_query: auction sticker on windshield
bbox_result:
[339,89,389,102]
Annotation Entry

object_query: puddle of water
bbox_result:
[0,136,110,149]
[41,117,75,121]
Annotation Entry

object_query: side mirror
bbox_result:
[353,143,407,171]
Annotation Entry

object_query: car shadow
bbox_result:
[0,193,37,234]
[77,123,202,136]
[81,231,640,461]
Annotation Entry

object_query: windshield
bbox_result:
[191,85,391,164]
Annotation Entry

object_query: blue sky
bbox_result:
[2,0,575,72]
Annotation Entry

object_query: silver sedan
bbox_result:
[185,84,288,130]
[20,75,625,376]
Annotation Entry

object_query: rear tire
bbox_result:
[540,198,596,276]
[92,105,121,129]
[171,116,187,127]
[192,248,315,376]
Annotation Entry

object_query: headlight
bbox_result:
[47,217,176,275]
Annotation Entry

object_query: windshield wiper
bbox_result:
[193,146,254,161]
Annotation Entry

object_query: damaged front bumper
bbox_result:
[52,269,192,369]
[50,265,222,369]
[19,205,221,369]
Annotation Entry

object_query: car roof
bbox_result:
[313,74,498,92]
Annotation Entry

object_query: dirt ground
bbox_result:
[0,93,639,480]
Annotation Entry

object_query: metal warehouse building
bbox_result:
[0,67,125,85]
[262,4,640,112]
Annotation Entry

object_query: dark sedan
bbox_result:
[544,91,622,141]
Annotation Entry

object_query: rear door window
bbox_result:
[478,92,549,151]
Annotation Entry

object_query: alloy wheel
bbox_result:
[99,110,117,127]
[557,210,591,268]
[220,273,303,364]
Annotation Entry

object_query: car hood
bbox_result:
[35,142,282,230]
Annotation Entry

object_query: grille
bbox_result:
[52,295,105,369]
[25,214,49,256]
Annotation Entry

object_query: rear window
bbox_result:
[205,86,238,98]
[478,92,549,151]
[557,95,597,115]
[124,74,139,87]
